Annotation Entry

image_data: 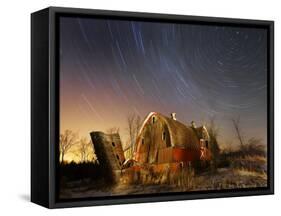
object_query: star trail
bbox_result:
[59,16,267,149]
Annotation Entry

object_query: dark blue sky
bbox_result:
[60,16,267,149]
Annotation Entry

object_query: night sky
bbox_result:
[59,16,267,154]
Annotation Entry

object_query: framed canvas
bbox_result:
[31,7,274,208]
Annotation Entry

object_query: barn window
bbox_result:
[112,142,115,147]
[142,138,144,145]
[152,116,156,124]
[162,131,166,141]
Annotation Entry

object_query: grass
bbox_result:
[59,142,268,198]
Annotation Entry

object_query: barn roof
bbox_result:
[136,112,201,150]
[195,126,210,140]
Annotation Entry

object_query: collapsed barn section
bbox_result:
[90,112,212,185]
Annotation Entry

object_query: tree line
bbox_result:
[59,130,96,164]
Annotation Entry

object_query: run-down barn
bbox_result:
[133,112,211,164]
[90,112,212,184]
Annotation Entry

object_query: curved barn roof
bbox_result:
[195,126,210,140]
[136,112,201,150]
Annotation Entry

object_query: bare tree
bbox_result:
[247,137,263,146]
[231,117,265,156]
[106,127,120,134]
[135,115,142,138]
[127,114,135,147]
[126,113,142,157]
[77,138,93,163]
[207,117,220,170]
[245,137,265,156]
[59,130,79,164]
[231,116,245,148]
[106,127,120,148]
[208,117,220,140]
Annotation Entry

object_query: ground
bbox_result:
[59,167,267,199]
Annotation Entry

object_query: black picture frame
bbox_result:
[31,6,274,208]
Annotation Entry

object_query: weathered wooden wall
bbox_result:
[90,131,125,183]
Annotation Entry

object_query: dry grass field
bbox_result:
[59,145,267,199]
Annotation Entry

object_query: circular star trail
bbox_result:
[59,17,268,146]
